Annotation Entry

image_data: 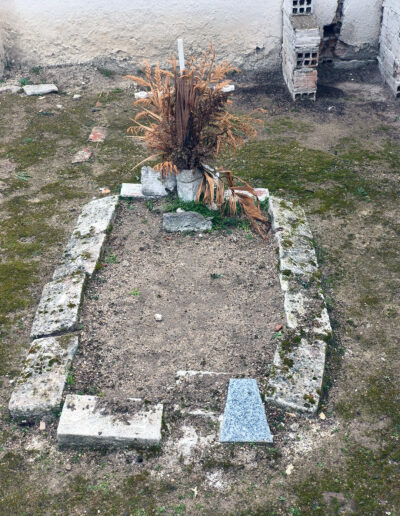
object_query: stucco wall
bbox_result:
[0,0,283,72]
[341,0,383,50]
[0,0,385,74]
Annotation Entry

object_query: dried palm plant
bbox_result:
[125,45,269,237]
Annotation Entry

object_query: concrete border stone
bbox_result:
[8,335,79,420]
[30,272,86,339]
[266,196,332,413]
[57,395,163,448]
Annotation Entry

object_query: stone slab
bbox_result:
[9,335,79,419]
[23,84,58,96]
[57,395,163,448]
[267,338,326,413]
[73,195,119,238]
[163,212,212,232]
[30,272,86,339]
[220,379,273,443]
[120,183,145,199]
[52,232,107,280]
[266,196,331,414]
[72,148,93,164]
[88,127,107,142]
[52,196,118,280]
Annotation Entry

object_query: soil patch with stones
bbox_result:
[71,200,285,413]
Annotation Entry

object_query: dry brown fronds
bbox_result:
[125,45,260,172]
[196,167,270,239]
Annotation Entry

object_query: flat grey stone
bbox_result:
[57,395,163,448]
[30,272,86,339]
[120,183,145,199]
[9,335,79,419]
[220,379,273,443]
[163,212,212,232]
[176,169,203,201]
[23,84,58,95]
[52,232,107,280]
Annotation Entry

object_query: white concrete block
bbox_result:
[120,183,145,199]
[57,395,163,447]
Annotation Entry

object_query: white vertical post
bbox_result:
[177,38,185,74]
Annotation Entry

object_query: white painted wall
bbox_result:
[341,0,383,49]
[0,0,386,74]
[0,0,283,72]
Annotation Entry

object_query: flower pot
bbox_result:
[176,168,203,202]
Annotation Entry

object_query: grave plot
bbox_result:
[69,200,285,431]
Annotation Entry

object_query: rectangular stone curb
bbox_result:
[220,379,273,443]
[120,183,145,199]
[53,232,106,280]
[8,335,79,420]
[57,395,163,448]
[266,196,332,414]
[30,272,86,339]
[52,195,118,280]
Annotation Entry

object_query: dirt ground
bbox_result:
[72,200,283,411]
[0,62,400,515]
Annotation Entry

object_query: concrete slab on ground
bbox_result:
[30,272,86,339]
[8,335,78,419]
[57,395,163,447]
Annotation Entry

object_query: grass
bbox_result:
[0,71,400,515]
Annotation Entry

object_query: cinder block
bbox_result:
[283,0,313,16]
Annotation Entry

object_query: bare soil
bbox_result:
[72,200,284,414]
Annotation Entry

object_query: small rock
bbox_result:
[56,104,63,110]
[290,422,299,431]
[122,260,130,267]
[73,94,82,100]
[88,127,107,143]
[176,208,185,213]
[65,464,72,471]
[72,148,93,164]
[23,84,58,96]
[154,314,163,322]
[319,412,326,420]
[39,421,46,431]
[285,464,294,475]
